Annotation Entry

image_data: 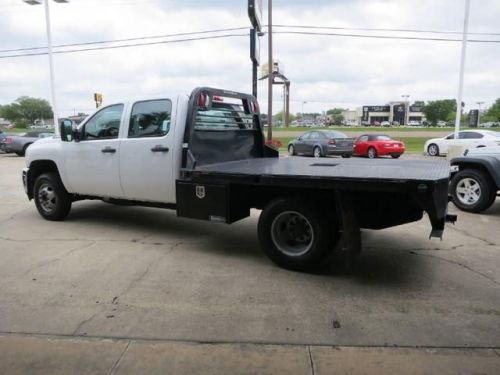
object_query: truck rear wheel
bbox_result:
[450,169,496,213]
[258,197,337,271]
[34,172,72,221]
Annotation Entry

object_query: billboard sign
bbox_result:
[469,109,479,128]
[250,28,260,65]
[248,0,263,32]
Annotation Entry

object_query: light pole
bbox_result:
[302,101,307,123]
[454,0,471,139]
[476,101,484,126]
[23,0,69,136]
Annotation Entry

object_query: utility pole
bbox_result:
[23,0,70,136]
[454,0,470,139]
[267,0,273,141]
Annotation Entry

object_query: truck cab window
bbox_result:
[129,99,172,138]
[83,104,124,140]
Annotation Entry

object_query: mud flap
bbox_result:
[335,191,362,269]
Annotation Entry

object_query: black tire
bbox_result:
[17,143,32,157]
[367,147,377,159]
[341,154,351,158]
[288,144,296,156]
[313,146,322,158]
[258,197,338,271]
[391,154,401,159]
[450,169,497,213]
[15,152,23,157]
[427,143,439,157]
[33,172,72,221]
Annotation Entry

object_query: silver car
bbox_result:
[3,132,53,156]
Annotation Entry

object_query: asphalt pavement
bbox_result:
[0,153,499,374]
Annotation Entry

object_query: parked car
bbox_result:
[288,130,354,158]
[449,146,500,212]
[3,132,53,156]
[408,120,421,126]
[437,121,447,127]
[381,121,391,127]
[424,130,500,157]
[479,122,500,128]
[354,134,405,159]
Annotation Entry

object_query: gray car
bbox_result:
[288,130,354,158]
[3,132,53,156]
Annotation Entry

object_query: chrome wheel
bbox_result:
[313,147,321,158]
[271,211,314,257]
[37,183,57,214]
[456,177,481,205]
[428,144,439,156]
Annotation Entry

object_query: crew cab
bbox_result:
[23,87,455,271]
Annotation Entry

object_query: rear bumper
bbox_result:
[378,147,405,156]
[324,146,354,155]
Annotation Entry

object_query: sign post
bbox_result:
[248,0,262,99]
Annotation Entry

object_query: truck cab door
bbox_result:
[63,104,125,198]
[119,98,176,203]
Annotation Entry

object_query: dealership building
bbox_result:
[359,102,425,125]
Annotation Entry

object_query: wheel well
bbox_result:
[456,163,489,175]
[27,160,60,199]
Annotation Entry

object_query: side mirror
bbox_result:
[60,119,75,142]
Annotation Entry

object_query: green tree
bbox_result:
[422,99,457,124]
[274,111,296,125]
[326,108,345,125]
[482,98,500,122]
[0,97,53,127]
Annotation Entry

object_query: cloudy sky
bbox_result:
[0,0,499,116]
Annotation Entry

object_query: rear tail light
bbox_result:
[212,95,224,102]
[5,137,12,144]
[328,139,336,145]
[252,100,260,113]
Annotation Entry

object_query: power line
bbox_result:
[271,24,500,36]
[0,27,249,53]
[272,31,500,43]
[0,33,249,59]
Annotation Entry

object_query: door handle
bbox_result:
[101,147,116,154]
[151,145,169,153]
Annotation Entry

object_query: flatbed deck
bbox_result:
[186,157,450,187]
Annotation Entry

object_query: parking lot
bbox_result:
[1,153,499,373]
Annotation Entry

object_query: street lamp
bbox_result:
[302,101,307,122]
[476,101,485,126]
[23,0,69,135]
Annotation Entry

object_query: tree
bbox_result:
[422,99,457,125]
[274,111,296,124]
[0,96,53,127]
[326,108,345,125]
[482,98,500,122]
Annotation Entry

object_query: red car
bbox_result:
[354,134,405,159]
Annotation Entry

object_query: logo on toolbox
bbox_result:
[196,185,205,199]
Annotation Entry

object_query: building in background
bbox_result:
[360,102,425,125]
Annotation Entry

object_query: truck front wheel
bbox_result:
[258,198,337,271]
[450,169,496,213]
[34,172,72,221]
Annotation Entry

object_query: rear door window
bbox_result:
[128,99,172,138]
